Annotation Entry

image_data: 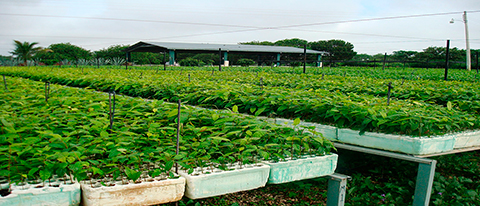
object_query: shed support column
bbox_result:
[276,53,281,66]
[169,50,175,66]
[317,55,322,67]
[223,52,229,66]
[125,52,131,70]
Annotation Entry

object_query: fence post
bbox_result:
[176,99,181,173]
[2,74,7,91]
[219,48,222,72]
[444,40,450,81]
[382,52,387,70]
[303,45,307,74]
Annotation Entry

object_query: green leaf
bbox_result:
[125,167,141,182]
[212,113,219,121]
[100,130,109,138]
[91,167,104,176]
[165,160,174,171]
[232,105,238,113]
[293,118,301,126]
[1,118,13,128]
[28,168,39,178]
[255,107,266,116]
[167,109,178,118]
[39,169,52,181]
[447,101,452,110]
[210,136,230,142]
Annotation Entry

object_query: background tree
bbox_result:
[351,53,373,61]
[391,50,418,61]
[239,41,275,46]
[34,43,91,65]
[310,39,356,61]
[274,38,308,48]
[94,45,129,59]
[10,40,42,65]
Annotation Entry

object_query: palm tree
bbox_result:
[10,40,41,65]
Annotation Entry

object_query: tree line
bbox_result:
[1,39,478,69]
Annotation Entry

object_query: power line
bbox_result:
[1,10,479,33]
[141,10,480,41]
[273,10,480,29]
[1,10,479,51]
[0,13,262,29]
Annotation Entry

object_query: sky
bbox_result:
[0,0,479,56]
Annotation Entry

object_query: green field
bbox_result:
[1,66,479,205]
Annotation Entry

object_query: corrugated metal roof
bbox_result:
[126,41,327,54]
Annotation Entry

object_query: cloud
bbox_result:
[0,0,478,56]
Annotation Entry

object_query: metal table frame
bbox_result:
[326,173,350,206]
[333,143,438,206]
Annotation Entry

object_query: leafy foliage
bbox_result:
[34,43,92,65]
[0,76,333,186]
[310,39,357,61]
[1,66,478,137]
[10,40,42,65]
[179,57,204,66]
[237,58,255,67]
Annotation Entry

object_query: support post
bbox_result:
[412,161,437,206]
[444,40,450,81]
[317,55,322,67]
[169,50,175,66]
[2,74,7,91]
[125,52,129,70]
[463,11,471,71]
[326,173,350,206]
[382,52,387,70]
[276,53,281,67]
[303,45,307,74]
[223,51,229,67]
[218,48,222,71]
[163,52,167,71]
[476,50,478,73]
[176,99,181,173]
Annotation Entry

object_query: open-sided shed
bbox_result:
[124,41,328,66]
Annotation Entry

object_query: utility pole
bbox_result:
[463,11,471,71]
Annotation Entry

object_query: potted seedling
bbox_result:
[178,127,270,200]
[80,151,185,206]
[262,119,338,184]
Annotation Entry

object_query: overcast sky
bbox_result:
[0,0,479,56]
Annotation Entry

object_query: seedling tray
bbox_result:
[81,177,185,206]
[272,118,480,155]
[178,164,270,199]
[263,154,338,184]
[0,181,80,206]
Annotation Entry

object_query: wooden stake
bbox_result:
[176,99,181,173]
[444,40,450,81]
[387,82,393,106]
[109,91,116,131]
[2,74,7,91]
[45,82,50,102]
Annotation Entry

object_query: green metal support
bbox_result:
[333,143,437,206]
[412,161,437,206]
[169,50,175,66]
[276,53,281,66]
[223,52,228,62]
[317,55,322,67]
[327,173,350,206]
[224,52,228,66]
